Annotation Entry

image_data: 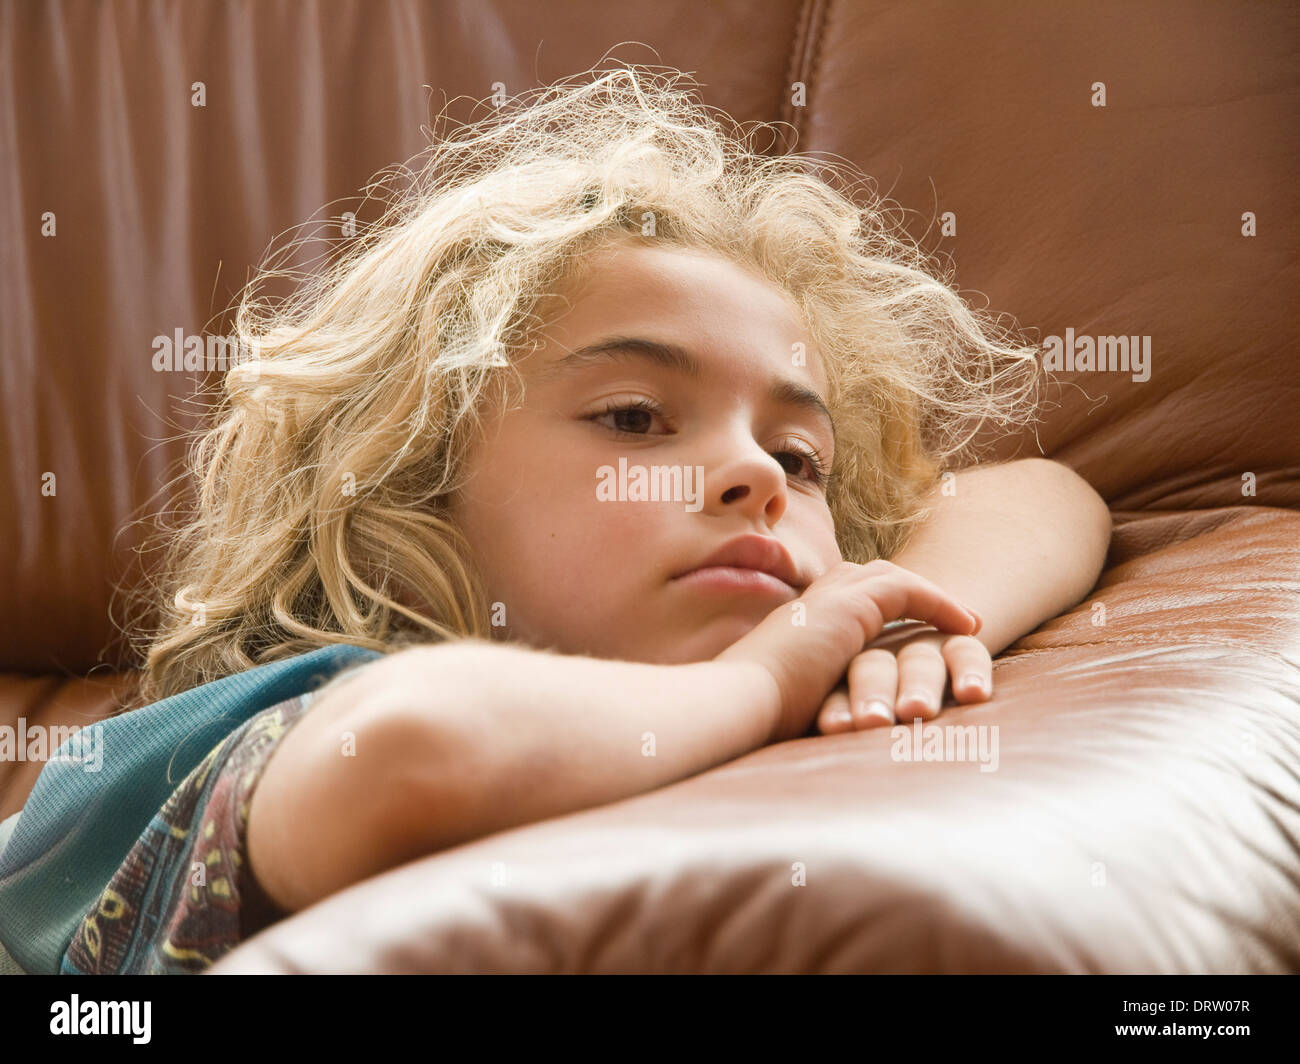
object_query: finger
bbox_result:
[855,566,981,638]
[846,649,898,728]
[894,641,948,722]
[816,686,856,735]
[941,635,994,704]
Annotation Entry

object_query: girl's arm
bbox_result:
[812,458,1111,734]
[886,458,1112,655]
[245,645,781,915]
[246,565,980,916]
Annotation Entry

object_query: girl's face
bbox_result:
[446,241,843,664]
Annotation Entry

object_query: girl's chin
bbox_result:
[633,617,764,666]
[488,608,764,666]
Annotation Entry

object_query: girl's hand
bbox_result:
[716,560,982,744]
[814,621,993,735]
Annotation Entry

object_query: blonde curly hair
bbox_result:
[123,63,1043,708]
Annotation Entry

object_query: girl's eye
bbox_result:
[590,397,666,435]
[772,439,833,490]
[590,400,832,490]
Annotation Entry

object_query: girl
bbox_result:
[0,66,1109,974]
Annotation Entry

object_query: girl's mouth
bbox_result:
[670,565,796,596]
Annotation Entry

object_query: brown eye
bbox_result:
[611,408,653,433]
[771,437,832,489]
[773,451,809,478]
[590,397,666,435]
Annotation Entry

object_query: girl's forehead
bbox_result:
[537,243,828,390]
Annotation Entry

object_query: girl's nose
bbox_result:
[705,445,789,526]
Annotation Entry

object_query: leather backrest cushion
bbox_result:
[1,1,1295,672]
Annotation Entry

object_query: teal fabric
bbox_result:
[0,812,24,974]
[0,643,383,975]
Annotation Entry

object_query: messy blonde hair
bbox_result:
[125,63,1042,707]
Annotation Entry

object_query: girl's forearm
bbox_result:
[887,458,1111,655]
[384,640,779,850]
[249,640,779,913]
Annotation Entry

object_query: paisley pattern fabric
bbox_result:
[60,691,316,974]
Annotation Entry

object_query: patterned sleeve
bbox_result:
[61,690,320,975]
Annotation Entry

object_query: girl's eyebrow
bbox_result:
[540,335,837,438]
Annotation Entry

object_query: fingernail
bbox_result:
[826,707,852,725]
[859,700,893,723]
[960,674,989,696]
[899,691,937,715]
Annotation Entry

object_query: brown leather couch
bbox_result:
[2,2,1296,974]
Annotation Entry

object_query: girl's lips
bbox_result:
[671,565,796,595]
